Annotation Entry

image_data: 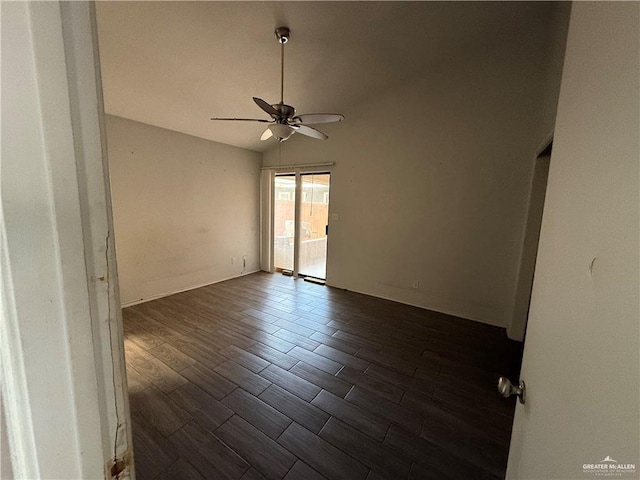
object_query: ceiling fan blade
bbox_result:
[292,124,328,140]
[260,128,273,141]
[291,113,345,125]
[210,117,273,122]
[253,97,279,117]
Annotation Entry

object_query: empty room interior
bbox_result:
[6,1,632,479]
[95,3,569,479]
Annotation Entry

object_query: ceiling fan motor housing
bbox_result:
[273,103,295,120]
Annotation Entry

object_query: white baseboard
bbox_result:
[325,281,507,330]
[120,269,261,308]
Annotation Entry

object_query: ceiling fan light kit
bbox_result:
[268,123,294,141]
[210,26,344,142]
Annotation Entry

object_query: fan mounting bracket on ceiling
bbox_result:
[275,27,290,44]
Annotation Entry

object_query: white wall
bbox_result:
[106,115,262,305]
[507,2,639,477]
[263,5,569,327]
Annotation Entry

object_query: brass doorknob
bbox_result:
[498,377,526,404]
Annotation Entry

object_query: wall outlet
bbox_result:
[231,257,236,265]
[243,255,247,268]
[412,280,420,289]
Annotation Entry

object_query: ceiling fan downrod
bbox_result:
[209,24,344,143]
[275,27,290,105]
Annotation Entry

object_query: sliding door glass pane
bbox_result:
[274,175,295,271]
[299,173,330,279]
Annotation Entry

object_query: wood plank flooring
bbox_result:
[123,272,523,480]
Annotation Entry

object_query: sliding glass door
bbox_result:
[273,175,295,272]
[298,173,330,279]
[273,172,330,279]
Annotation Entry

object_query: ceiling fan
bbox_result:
[210,27,344,142]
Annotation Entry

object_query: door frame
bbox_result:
[1,2,132,478]
[508,136,553,341]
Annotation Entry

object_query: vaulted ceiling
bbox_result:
[96,1,556,152]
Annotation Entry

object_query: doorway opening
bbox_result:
[509,140,552,341]
[273,172,330,280]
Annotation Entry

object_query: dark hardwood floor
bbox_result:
[123,272,523,480]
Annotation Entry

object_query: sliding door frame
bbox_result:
[293,171,303,276]
[269,168,332,279]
